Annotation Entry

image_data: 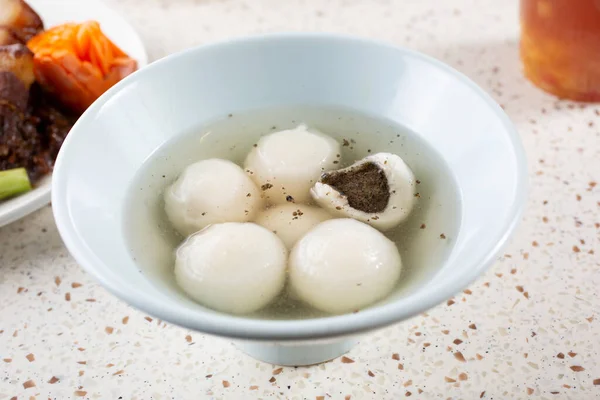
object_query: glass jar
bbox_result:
[520,0,600,102]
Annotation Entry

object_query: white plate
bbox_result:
[0,0,147,228]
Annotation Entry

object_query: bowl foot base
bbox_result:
[234,338,358,366]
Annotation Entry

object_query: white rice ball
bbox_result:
[254,203,333,249]
[244,124,340,204]
[289,218,402,314]
[175,222,287,314]
[165,158,264,236]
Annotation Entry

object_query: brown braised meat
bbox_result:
[0,3,74,183]
[0,70,28,110]
[0,0,44,44]
[0,27,20,46]
[0,44,76,182]
[0,44,35,91]
[0,93,44,179]
[1,83,76,182]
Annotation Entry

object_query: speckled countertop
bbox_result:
[1,0,599,399]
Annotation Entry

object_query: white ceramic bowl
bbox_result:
[52,33,527,366]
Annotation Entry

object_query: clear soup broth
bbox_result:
[124,106,462,320]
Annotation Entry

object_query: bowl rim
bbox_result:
[52,32,528,341]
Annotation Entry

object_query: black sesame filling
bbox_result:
[321,162,390,213]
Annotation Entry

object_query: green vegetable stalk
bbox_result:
[0,168,32,200]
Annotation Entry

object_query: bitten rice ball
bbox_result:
[311,152,416,231]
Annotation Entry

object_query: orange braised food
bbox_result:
[520,0,600,102]
[27,21,137,113]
